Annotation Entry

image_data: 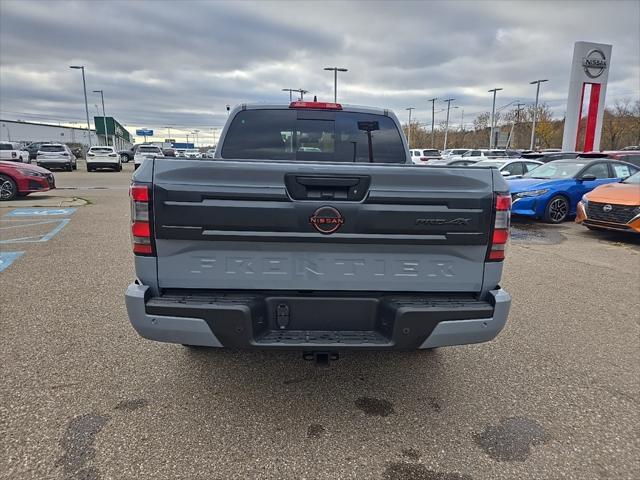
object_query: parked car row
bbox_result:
[507,157,639,224]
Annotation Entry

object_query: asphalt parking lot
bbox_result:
[1,161,639,480]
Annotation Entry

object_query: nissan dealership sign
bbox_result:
[562,41,612,152]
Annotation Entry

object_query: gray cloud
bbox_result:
[0,0,638,143]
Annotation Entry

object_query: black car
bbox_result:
[521,152,579,163]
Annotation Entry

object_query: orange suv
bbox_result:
[576,170,640,233]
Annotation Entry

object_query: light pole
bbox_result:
[460,108,465,131]
[529,79,548,150]
[193,130,200,147]
[323,67,348,102]
[70,65,92,147]
[92,90,108,146]
[488,88,503,149]
[442,99,455,150]
[282,88,295,101]
[405,107,415,148]
[428,98,437,148]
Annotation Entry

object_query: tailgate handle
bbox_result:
[286,174,370,201]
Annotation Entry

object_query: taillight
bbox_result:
[11,152,16,158]
[130,184,154,255]
[488,193,511,261]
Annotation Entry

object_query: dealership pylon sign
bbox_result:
[562,42,612,152]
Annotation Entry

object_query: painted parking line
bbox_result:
[4,207,77,217]
[0,251,24,272]
[0,218,71,244]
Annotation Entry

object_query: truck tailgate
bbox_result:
[151,160,495,293]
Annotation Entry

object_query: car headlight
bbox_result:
[17,169,45,177]
[514,189,550,198]
[581,195,589,208]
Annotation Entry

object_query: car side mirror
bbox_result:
[501,170,511,176]
[579,174,597,182]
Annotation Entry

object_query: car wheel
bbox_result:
[66,163,72,172]
[87,165,93,172]
[120,154,129,163]
[117,163,122,172]
[544,195,569,223]
[0,174,18,201]
[72,162,77,170]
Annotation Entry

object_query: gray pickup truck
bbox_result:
[126,101,511,363]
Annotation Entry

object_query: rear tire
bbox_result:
[66,163,72,172]
[543,195,569,223]
[0,174,18,201]
[87,165,93,172]
[116,163,122,172]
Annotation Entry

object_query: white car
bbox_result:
[410,148,441,164]
[183,148,202,159]
[134,145,164,169]
[474,158,544,177]
[36,143,77,171]
[0,141,30,163]
[441,148,470,158]
[203,148,216,158]
[86,146,122,172]
[449,149,509,162]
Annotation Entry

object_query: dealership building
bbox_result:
[0,117,133,150]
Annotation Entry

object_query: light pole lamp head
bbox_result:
[69,65,84,70]
[530,79,549,85]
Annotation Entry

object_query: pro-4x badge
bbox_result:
[310,206,344,234]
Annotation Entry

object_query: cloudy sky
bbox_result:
[1,0,638,144]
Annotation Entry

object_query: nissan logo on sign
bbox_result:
[582,49,607,79]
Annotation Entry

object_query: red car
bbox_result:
[0,161,55,201]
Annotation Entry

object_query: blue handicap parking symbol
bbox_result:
[5,208,77,217]
[0,251,24,272]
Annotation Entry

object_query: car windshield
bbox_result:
[524,161,586,179]
[422,150,439,156]
[90,148,113,153]
[138,147,161,153]
[40,145,65,152]
[186,149,199,153]
[221,109,406,163]
[622,171,640,184]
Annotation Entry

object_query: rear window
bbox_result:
[490,150,508,157]
[138,146,161,153]
[0,143,13,150]
[221,109,406,163]
[421,149,440,156]
[90,147,113,153]
[39,145,65,152]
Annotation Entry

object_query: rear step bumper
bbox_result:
[125,284,510,350]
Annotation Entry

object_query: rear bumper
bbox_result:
[125,284,511,350]
[87,160,119,168]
